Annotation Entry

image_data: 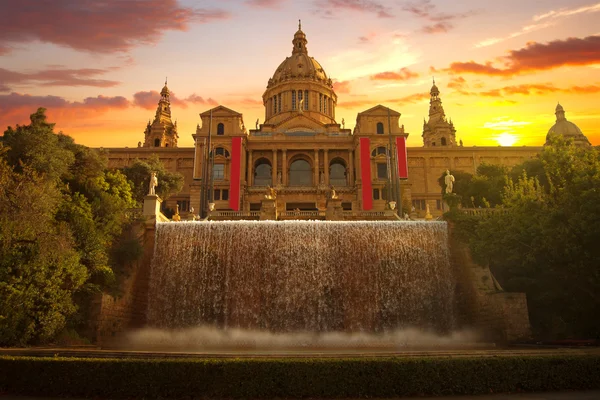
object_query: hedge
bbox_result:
[1,355,599,398]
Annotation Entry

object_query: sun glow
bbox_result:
[495,132,518,146]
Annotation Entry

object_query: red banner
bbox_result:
[229,137,242,211]
[396,136,408,179]
[360,137,373,210]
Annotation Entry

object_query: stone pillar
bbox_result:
[247,150,253,186]
[348,149,355,185]
[143,195,162,217]
[326,198,343,221]
[314,149,319,186]
[323,149,329,185]
[272,149,278,186]
[260,198,277,220]
[282,150,288,186]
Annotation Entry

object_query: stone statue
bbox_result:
[330,186,338,199]
[172,204,181,222]
[444,169,455,194]
[137,141,142,148]
[459,139,463,147]
[255,118,259,129]
[341,118,345,129]
[298,98,304,113]
[148,172,158,195]
[277,171,282,185]
[265,185,277,200]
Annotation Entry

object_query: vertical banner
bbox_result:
[229,137,242,211]
[396,136,408,179]
[360,137,373,211]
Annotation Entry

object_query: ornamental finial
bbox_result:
[299,19,301,30]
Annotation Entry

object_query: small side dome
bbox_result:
[545,103,590,147]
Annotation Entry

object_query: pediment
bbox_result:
[274,113,326,133]
[357,104,400,117]
[200,105,242,118]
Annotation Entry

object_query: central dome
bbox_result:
[545,103,590,147]
[267,22,332,89]
[261,22,338,128]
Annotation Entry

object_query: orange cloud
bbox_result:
[370,68,419,81]
[447,35,600,76]
[0,1,230,54]
[447,76,467,90]
[0,92,130,130]
[333,80,352,93]
[389,92,430,105]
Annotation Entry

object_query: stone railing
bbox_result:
[210,211,260,220]
[461,208,509,217]
[279,211,326,219]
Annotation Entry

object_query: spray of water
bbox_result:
[123,325,481,351]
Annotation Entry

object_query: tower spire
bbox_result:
[298,19,301,30]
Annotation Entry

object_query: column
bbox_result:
[323,149,329,185]
[247,150,253,186]
[282,150,287,186]
[272,149,278,185]
[314,149,319,186]
[348,148,355,185]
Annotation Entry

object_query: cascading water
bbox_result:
[147,221,457,334]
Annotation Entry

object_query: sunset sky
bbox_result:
[0,0,599,148]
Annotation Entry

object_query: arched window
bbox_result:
[432,142,436,146]
[278,93,282,113]
[289,159,312,186]
[154,138,160,147]
[254,159,272,186]
[292,90,296,110]
[217,123,224,135]
[214,147,230,158]
[441,137,447,146]
[329,160,347,186]
[376,122,384,134]
[304,90,309,110]
[371,146,388,157]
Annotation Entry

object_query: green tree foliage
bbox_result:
[0,108,138,345]
[0,156,87,345]
[122,154,184,204]
[452,137,600,338]
[439,164,509,208]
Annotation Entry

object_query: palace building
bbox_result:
[105,24,589,219]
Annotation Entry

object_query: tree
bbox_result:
[121,154,184,204]
[1,109,138,344]
[0,155,87,345]
[456,137,600,338]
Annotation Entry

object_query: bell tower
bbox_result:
[143,79,179,148]
[422,79,456,147]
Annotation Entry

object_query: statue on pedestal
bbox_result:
[148,172,158,195]
[172,203,181,222]
[444,169,455,194]
[330,186,338,200]
[265,185,277,200]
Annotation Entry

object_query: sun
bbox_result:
[495,132,518,146]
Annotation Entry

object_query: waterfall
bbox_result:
[147,221,456,333]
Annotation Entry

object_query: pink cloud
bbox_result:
[447,36,600,76]
[0,67,119,91]
[313,0,393,19]
[0,0,230,54]
[246,0,286,8]
[333,80,352,93]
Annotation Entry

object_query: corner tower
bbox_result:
[422,80,456,147]
[143,80,178,148]
[260,21,338,131]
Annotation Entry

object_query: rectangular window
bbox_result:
[319,94,323,112]
[304,90,309,109]
[273,96,277,114]
[213,164,225,180]
[377,163,387,180]
[222,189,229,201]
[436,199,442,210]
[278,93,282,113]
[292,91,296,110]
[324,96,327,114]
[421,199,426,210]
[213,189,220,201]
[177,200,190,212]
[373,188,380,200]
